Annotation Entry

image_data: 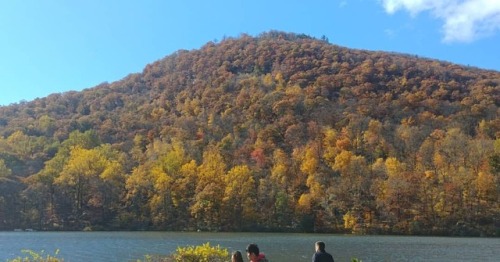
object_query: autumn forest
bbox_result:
[0,32,498,236]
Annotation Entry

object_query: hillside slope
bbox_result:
[0,31,498,235]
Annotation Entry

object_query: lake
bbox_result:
[0,232,499,261]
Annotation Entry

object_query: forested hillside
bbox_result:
[0,31,498,236]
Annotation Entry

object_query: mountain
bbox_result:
[0,31,498,235]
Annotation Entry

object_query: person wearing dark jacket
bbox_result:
[312,241,334,262]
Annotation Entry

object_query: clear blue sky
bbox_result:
[1,0,499,105]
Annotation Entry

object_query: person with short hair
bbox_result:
[246,243,268,262]
[231,250,244,262]
[312,241,334,262]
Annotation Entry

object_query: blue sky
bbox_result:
[1,0,499,106]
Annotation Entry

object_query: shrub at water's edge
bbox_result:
[7,249,62,262]
[7,246,363,262]
[138,242,229,262]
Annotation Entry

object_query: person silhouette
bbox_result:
[232,250,244,262]
[246,243,268,262]
[312,241,334,262]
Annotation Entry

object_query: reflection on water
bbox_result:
[0,232,499,262]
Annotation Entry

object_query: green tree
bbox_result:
[6,130,35,161]
[0,159,11,179]
[0,158,18,230]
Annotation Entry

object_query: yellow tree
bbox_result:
[191,145,226,230]
[332,150,371,231]
[55,144,124,228]
[55,147,100,214]
[322,126,339,167]
[223,165,256,229]
[435,128,468,173]
[297,142,331,231]
[25,130,100,229]
[476,171,498,221]
[363,119,389,161]
[149,164,174,227]
[270,149,290,189]
[395,123,424,171]
[124,164,154,228]
[269,148,295,228]
[148,140,187,228]
[171,160,199,227]
[375,157,420,232]
[93,144,126,225]
[432,129,470,222]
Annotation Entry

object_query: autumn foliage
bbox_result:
[0,31,498,236]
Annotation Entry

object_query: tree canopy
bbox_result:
[0,31,498,235]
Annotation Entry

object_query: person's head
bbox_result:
[315,241,326,252]
[232,250,244,262]
[246,243,260,261]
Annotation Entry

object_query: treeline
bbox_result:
[0,31,498,236]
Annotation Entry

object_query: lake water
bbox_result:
[0,232,499,262]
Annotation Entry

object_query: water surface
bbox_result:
[0,232,498,261]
